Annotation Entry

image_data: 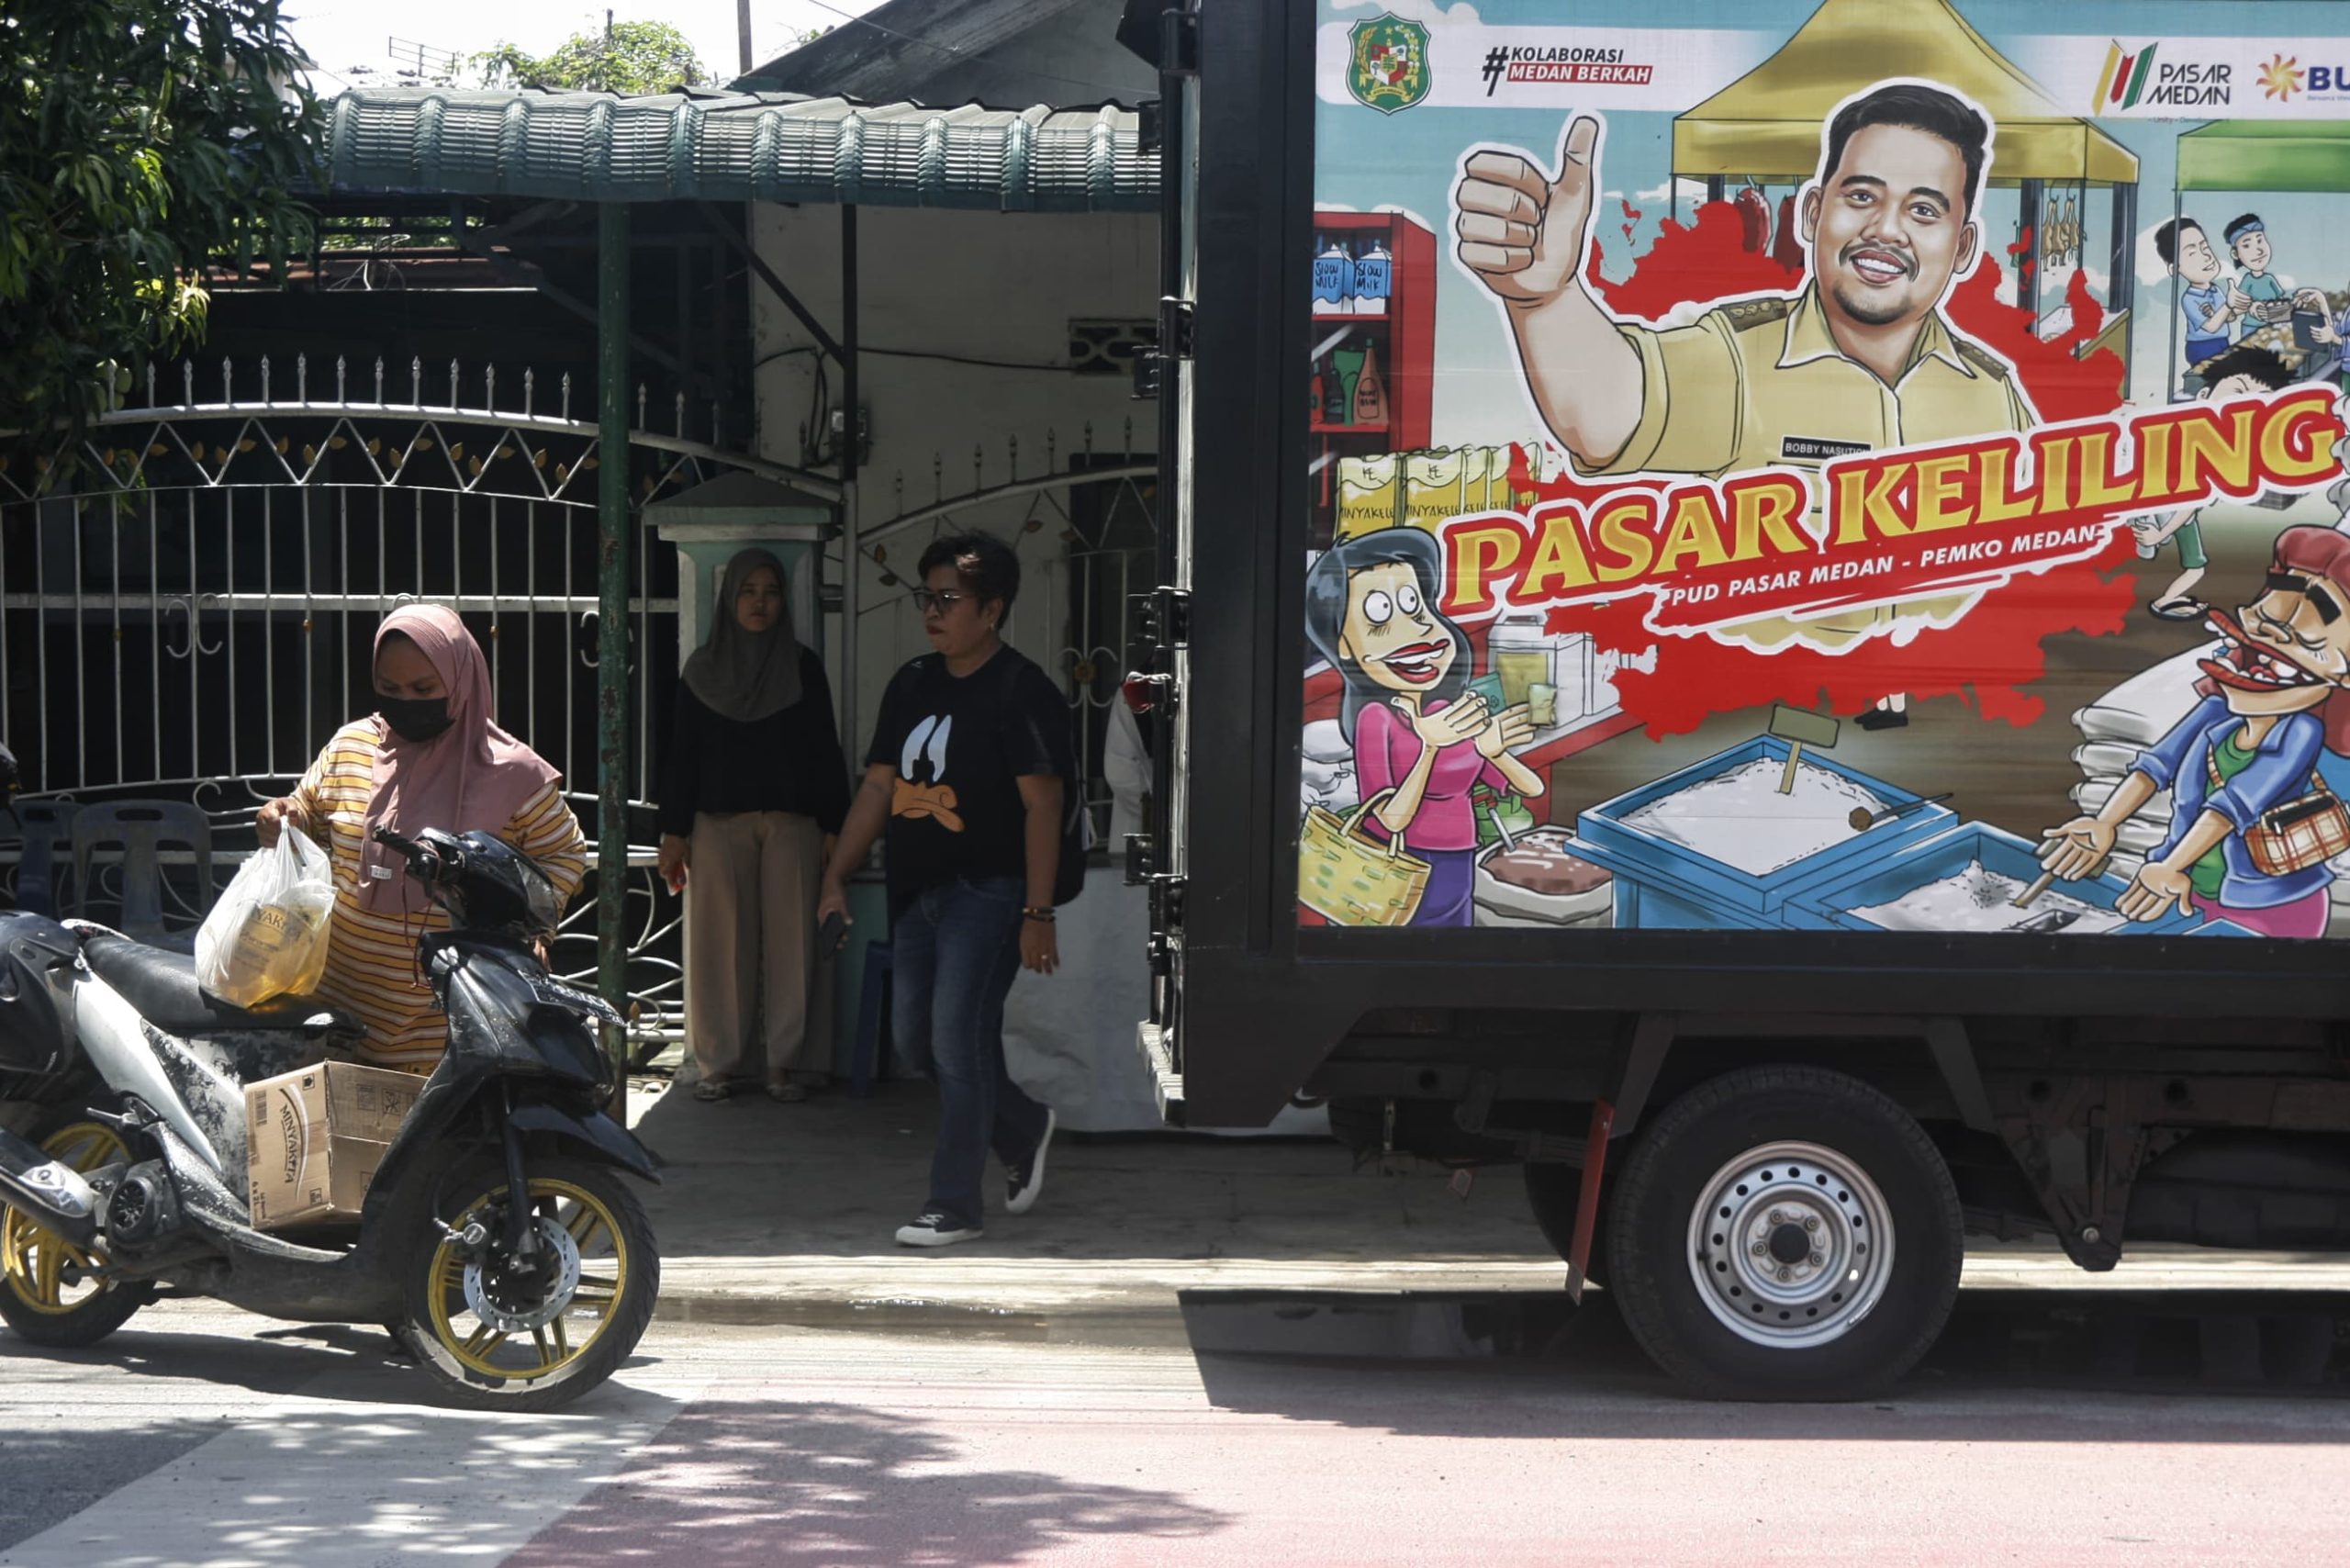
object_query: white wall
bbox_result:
[749,200,1158,745]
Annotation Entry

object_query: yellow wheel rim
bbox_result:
[1,1122,128,1316]
[426,1178,630,1382]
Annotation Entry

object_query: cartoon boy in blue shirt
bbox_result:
[2157,217,2234,386]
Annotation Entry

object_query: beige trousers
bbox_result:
[685,810,826,1088]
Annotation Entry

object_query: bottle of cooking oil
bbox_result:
[218,878,336,1004]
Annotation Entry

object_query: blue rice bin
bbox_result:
[1566,736,1958,930]
[1785,820,2210,936]
[2183,919,2260,936]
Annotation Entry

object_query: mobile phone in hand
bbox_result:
[820,911,847,954]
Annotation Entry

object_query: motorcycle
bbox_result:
[0,821,660,1410]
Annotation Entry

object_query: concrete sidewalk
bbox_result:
[622,1075,2350,1330]
[626,1075,1562,1330]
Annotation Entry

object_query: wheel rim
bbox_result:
[426,1178,629,1382]
[2,1123,128,1316]
[1685,1140,1895,1350]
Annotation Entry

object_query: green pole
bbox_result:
[596,199,632,1037]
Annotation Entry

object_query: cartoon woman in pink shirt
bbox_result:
[1304,528,1543,925]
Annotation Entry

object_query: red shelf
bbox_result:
[1309,209,1436,549]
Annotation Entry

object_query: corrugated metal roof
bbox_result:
[322,88,1158,211]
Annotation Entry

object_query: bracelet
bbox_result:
[1023,907,1056,924]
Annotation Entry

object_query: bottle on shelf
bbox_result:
[1352,342,1388,427]
[1312,237,1353,313]
[1327,346,1365,424]
[1354,238,1392,317]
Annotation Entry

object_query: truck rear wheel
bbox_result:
[1606,1065,1962,1400]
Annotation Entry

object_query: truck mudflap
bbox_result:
[1562,1101,1615,1304]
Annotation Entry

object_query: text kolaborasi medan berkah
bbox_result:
[1439,388,2344,636]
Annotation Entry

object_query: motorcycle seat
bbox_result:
[80,935,362,1037]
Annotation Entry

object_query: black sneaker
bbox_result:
[894,1211,983,1248]
[1005,1109,1057,1215]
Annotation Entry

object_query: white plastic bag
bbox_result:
[196,824,337,1008]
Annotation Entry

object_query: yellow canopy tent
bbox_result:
[1672,0,2138,187]
[1671,0,2141,364]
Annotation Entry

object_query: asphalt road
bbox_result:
[2,1296,2346,1566]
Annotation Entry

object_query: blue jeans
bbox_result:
[890,875,1051,1227]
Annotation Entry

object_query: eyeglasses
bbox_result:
[910,589,972,614]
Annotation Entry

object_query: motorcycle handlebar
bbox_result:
[369,823,445,880]
[369,823,420,857]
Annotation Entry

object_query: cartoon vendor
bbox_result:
[1304,528,1543,926]
[2157,217,2235,386]
[2224,213,2287,309]
[2044,526,2350,937]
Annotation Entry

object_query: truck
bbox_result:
[1124,0,2350,1397]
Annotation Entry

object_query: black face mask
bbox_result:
[379,695,453,744]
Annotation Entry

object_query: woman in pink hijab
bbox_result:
[257,605,589,1071]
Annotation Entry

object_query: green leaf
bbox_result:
[0,0,324,471]
[473,18,708,95]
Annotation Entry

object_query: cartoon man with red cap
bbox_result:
[2045,526,2350,937]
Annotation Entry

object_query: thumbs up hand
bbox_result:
[1451,115,1603,308]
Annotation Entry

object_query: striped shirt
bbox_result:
[289,722,588,1071]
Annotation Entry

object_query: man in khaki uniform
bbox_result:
[1451,81,2037,728]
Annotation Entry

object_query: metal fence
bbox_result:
[0,353,828,1046]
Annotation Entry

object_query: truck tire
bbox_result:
[1521,1160,1606,1287]
[1606,1065,1962,1400]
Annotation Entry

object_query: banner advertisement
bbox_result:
[1302,0,2350,940]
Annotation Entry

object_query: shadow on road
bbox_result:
[0,1320,382,1400]
[1179,1286,2350,1439]
[0,1314,686,1413]
[501,1398,1225,1566]
[4,1319,1223,1566]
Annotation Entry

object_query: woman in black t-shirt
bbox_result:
[819,532,1069,1247]
[658,548,851,1103]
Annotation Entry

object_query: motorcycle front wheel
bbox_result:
[0,1111,153,1349]
[398,1155,659,1412]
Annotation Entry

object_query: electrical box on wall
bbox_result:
[828,406,872,464]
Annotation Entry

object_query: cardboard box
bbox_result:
[244,1061,421,1231]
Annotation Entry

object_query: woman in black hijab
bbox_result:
[657,548,852,1102]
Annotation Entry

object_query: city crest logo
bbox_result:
[1349,14,1431,115]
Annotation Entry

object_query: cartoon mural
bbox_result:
[1301,0,2350,939]
[1302,527,1543,926]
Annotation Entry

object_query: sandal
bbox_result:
[766,1081,809,1103]
[692,1078,734,1102]
[2149,597,2208,622]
